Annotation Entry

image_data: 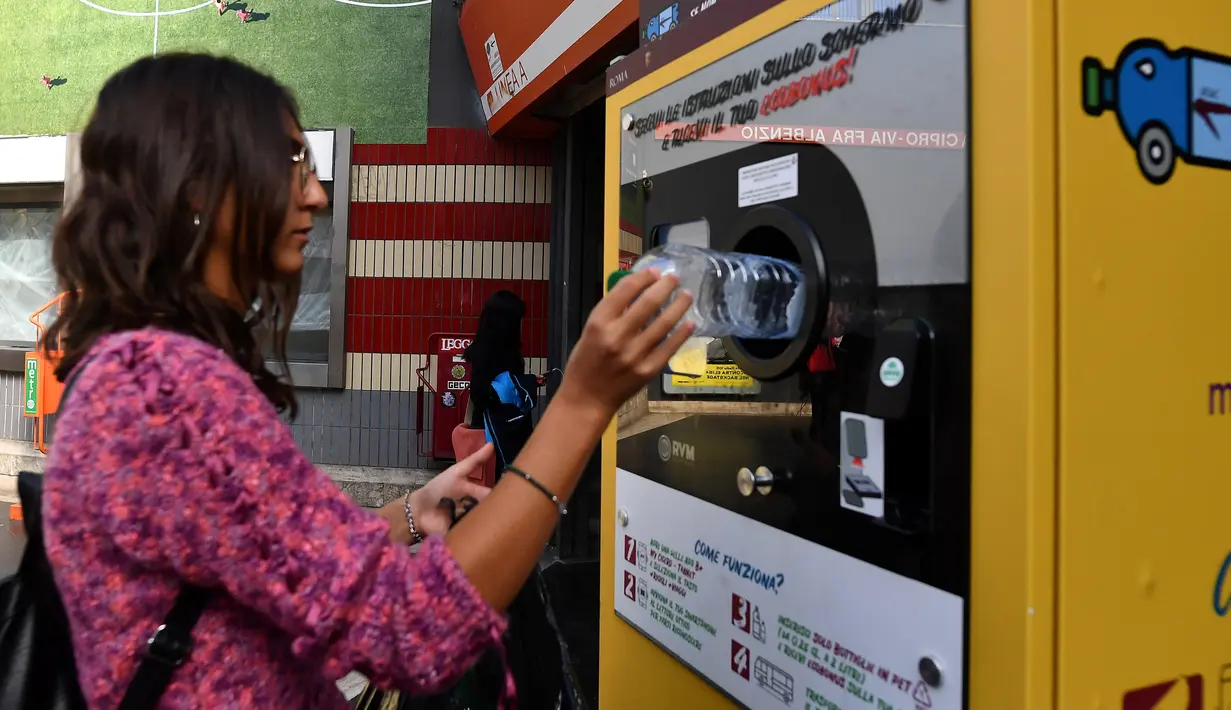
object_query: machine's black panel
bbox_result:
[617,285,970,596]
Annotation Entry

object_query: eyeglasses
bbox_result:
[290,143,317,191]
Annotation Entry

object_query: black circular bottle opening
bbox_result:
[731,225,799,362]
[722,205,828,382]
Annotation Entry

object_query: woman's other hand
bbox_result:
[411,444,494,537]
[380,444,494,543]
[554,269,695,418]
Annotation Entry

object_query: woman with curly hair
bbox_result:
[40,53,694,709]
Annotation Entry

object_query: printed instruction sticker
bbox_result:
[738,153,799,208]
[839,412,887,518]
[613,468,965,710]
[484,33,503,80]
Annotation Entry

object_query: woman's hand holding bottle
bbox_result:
[553,268,695,418]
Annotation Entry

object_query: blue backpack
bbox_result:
[481,371,539,473]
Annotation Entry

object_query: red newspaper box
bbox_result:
[420,333,473,460]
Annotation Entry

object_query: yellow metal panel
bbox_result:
[1057,1,1231,706]
[969,1,1059,709]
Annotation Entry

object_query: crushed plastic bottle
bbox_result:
[619,243,806,340]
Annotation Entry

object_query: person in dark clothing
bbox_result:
[464,290,527,428]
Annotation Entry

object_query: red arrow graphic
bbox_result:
[1194,98,1231,139]
[1122,675,1203,710]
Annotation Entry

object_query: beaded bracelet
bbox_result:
[504,465,567,515]
[403,491,424,546]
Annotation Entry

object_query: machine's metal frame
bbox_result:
[599,2,1061,709]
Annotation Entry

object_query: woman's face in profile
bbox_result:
[272,117,329,277]
[205,116,330,306]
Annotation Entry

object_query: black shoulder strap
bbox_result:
[57,360,211,710]
[117,585,210,710]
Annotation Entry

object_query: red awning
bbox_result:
[459,0,637,136]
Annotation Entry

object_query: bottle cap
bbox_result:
[607,270,630,292]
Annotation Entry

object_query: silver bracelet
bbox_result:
[403,491,424,546]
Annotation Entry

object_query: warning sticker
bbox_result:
[737,153,799,208]
[484,33,503,80]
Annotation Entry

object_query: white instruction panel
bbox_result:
[738,153,799,208]
[614,468,964,710]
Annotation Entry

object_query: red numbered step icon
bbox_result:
[731,640,750,681]
[624,536,638,565]
[623,571,637,602]
[732,593,751,633]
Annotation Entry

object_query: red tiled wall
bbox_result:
[344,128,553,391]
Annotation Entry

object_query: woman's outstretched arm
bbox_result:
[446,268,694,609]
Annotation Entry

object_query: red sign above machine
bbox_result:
[461,0,637,135]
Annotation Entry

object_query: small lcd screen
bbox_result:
[845,419,868,459]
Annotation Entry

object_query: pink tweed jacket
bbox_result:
[43,329,507,709]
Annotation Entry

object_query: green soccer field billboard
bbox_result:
[1,0,431,143]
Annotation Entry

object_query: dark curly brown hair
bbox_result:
[44,53,303,416]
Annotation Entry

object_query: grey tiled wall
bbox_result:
[0,372,36,443]
[286,389,435,469]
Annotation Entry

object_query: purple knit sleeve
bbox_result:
[64,331,506,694]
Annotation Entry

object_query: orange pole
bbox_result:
[29,291,66,350]
[17,292,69,521]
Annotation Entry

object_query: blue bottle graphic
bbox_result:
[1084,39,1231,184]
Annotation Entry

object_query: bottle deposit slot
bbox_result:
[723,204,828,382]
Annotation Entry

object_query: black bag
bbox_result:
[396,565,587,710]
[356,369,586,710]
[481,372,540,473]
[0,369,211,710]
[355,581,589,710]
[499,566,589,710]
[355,505,590,710]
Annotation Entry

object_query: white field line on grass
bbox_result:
[76,0,213,17]
[153,0,160,54]
[332,0,430,6]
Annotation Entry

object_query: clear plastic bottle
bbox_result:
[624,243,806,339]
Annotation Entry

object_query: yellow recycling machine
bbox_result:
[600,1,1231,708]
